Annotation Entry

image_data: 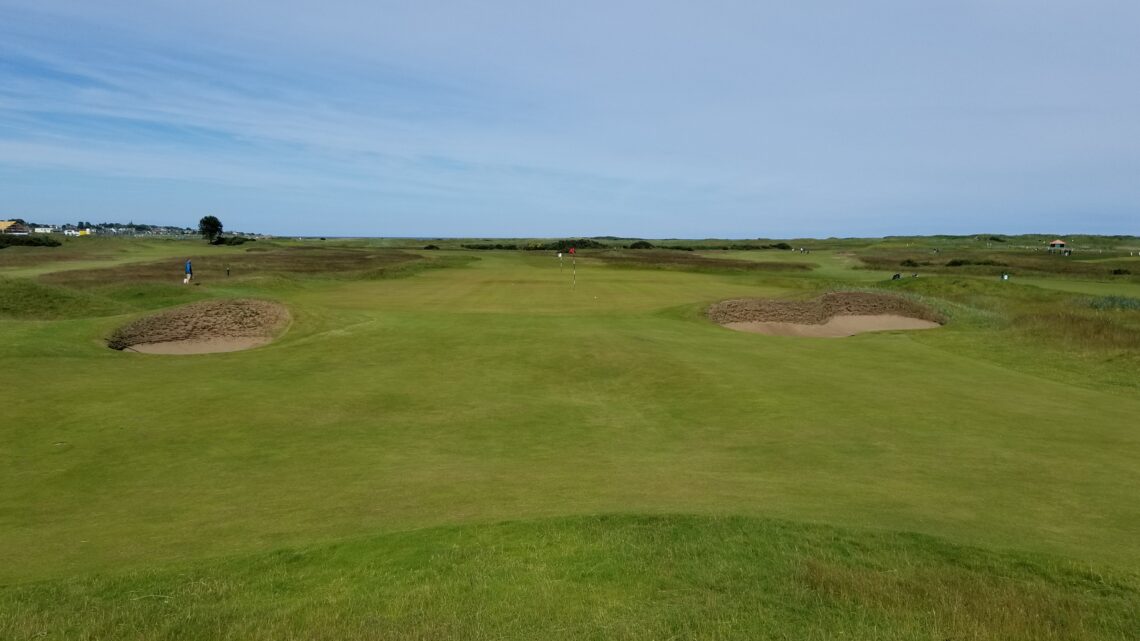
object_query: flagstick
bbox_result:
[572,253,576,289]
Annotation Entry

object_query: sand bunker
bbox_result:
[708,292,942,338]
[108,299,290,354]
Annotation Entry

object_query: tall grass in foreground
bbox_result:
[1016,311,1140,350]
[2,515,1136,641]
[1088,295,1140,311]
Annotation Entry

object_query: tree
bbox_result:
[198,216,223,243]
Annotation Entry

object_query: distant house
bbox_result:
[1049,239,1066,249]
[0,221,30,235]
[63,229,92,237]
[33,226,56,234]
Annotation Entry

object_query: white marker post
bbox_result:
[558,252,563,273]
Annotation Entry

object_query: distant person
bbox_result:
[184,259,193,284]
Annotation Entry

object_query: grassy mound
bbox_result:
[2,515,1135,640]
[0,277,129,319]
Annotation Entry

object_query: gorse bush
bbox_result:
[211,235,254,246]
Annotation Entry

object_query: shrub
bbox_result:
[0,235,62,249]
[946,259,1007,267]
[772,242,793,250]
[210,236,254,246]
[462,243,518,250]
[546,239,605,251]
[423,244,441,250]
[900,259,919,267]
[629,240,655,249]
[521,239,607,251]
[1112,268,1131,275]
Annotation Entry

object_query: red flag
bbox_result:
[568,247,576,254]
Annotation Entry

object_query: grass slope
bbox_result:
[4,515,1136,640]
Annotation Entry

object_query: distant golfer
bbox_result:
[184,259,193,284]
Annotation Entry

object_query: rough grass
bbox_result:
[595,249,815,273]
[2,515,1135,641]
[1015,311,1140,350]
[38,247,423,287]
[1088,295,1140,311]
[871,276,1140,390]
[360,254,479,280]
[0,277,130,319]
[0,249,468,320]
[857,248,1140,280]
[0,237,206,273]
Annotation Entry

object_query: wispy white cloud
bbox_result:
[1,0,1138,235]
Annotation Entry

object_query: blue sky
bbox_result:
[1,1,1137,237]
